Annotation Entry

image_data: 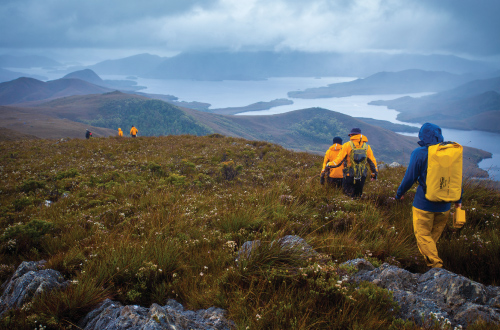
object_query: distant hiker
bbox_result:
[395,123,463,269]
[118,128,123,137]
[320,136,344,188]
[85,129,92,139]
[326,128,378,198]
[130,126,138,138]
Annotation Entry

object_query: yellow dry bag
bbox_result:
[425,141,463,202]
[453,207,466,228]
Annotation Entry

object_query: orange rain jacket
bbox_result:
[321,143,344,178]
[328,134,378,178]
[130,127,138,136]
[118,128,123,137]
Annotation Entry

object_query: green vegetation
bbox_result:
[291,116,350,142]
[79,98,213,136]
[0,135,499,329]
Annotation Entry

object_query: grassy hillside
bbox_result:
[0,135,499,329]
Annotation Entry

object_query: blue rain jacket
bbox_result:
[395,123,462,212]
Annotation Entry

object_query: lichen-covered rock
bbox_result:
[0,261,67,317]
[236,240,261,265]
[352,260,500,328]
[236,235,319,265]
[79,298,234,330]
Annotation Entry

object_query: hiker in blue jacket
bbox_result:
[395,123,462,269]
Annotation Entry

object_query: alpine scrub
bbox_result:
[0,134,499,329]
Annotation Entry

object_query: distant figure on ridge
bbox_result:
[130,126,138,138]
[326,128,378,198]
[118,128,123,137]
[395,123,463,269]
[320,136,344,188]
[85,129,92,139]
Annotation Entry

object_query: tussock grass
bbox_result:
[0,135,499,329]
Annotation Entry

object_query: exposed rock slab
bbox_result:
[236,235,319,265]
[349,259,500,328]
[0,260,67,317]
[78,298,235,330]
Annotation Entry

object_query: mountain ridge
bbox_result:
[288,69,475,99]
[0,77,114,105]
[370,76,500,132]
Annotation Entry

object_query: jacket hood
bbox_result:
[329,143,342,151]
[349,134,368,146]
[418,123,443,146]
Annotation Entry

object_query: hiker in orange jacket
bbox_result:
[326,128,378,197]
[118,128,123,137]
[130,126,138,138]
[321,137,344,188]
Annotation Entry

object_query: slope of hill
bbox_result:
[288,69,472,99]
[370,77,500,133]
[0,104,117,139]
[0,77,113,105]
[0,127,39,141]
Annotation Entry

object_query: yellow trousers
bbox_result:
[412,207,449,268]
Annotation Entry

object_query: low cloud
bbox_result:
[1,0,499,60]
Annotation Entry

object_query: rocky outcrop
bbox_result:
[0,260,67,317]
[0,261,235,329]
[236,235,320,265]
[78,298,235,330]
[2,255,499,329]
[347,259,500,328]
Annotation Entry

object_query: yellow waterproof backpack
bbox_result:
[425,141,463,202]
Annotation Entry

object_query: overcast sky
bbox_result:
[1,0,499,63]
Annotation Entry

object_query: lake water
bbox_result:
[23,71,500,180]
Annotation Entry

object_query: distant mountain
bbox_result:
[142,51,494,80]
[370,77,500,133]
[0,54,61,68]
[0,77,113,105]
[0,68,47,83]
[89,53,166,76]
[2,92,490,176]
[288,69,474,98]
[62,69,104,85]
[62,68,145,91]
